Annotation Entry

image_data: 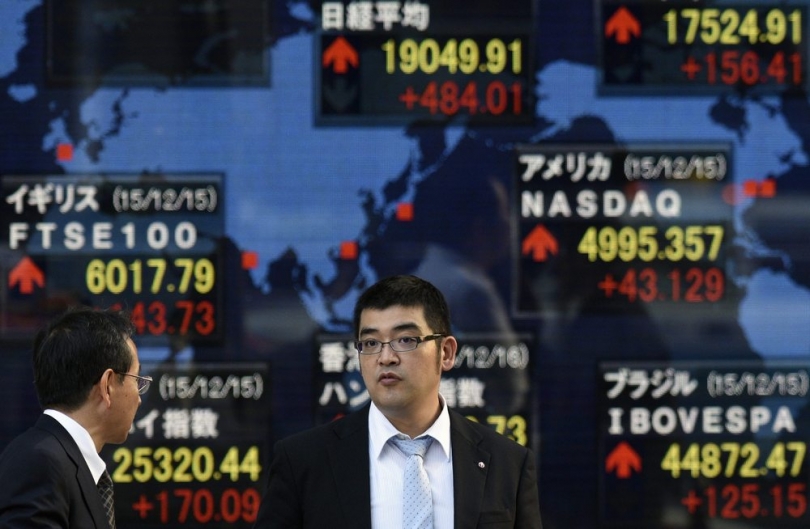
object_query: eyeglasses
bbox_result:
[116,372,153,395]
[355,334,445,355]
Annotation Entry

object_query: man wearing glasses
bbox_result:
[0,306,151,528]
[255,275,542,528]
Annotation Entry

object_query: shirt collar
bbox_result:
[44,409,107,483]
[368,395,452,461]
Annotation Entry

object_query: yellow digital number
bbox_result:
[700,9,722,44]
[579,225,722,262]
[194,258,215,294]
[577,226,598,262]
[766,442,789,476]
[787,441,806,476]
[192,446,215,481]
[661,443,683,477]
[704,225,724,260]
[721,441,740,477]
[598,226,618,262]
[219,446,262,482]
[508,39,522,74]
[661,442,806,479]
[680,443,700,477]
[86,259,128,294]
[485,39,506,74]
[148,258,166,293]
[467,415,528,446]
[683,226,705,261]
[717,9,741,45]
[458,39,479,74]
[110,446,238,483]
[637,226,658,261]
[416,39,439,74]
[382,37,521,75]
[239,446,262,481]
[738,9,760,44]
[665,8,802,45]
[153,446,173,482]
[487,415,507,435]
[438,39,458,73]
[172,447,194,482]
[112,447,133,483]
[664,226,685,261]
[175,258,194,293]
[764,441,806,477]
[129,259,142,293]
[739,443,761,477]
[506,415,528,446]
[700,443,722,478]
[400,39,419,74]
[132,446,154,482]
[382,39,395,73]
[767,9,802,45]
[85,257,214,295]
[682,9,701,44]
[86,259,105,294]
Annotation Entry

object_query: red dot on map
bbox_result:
[56,143,73,162]
[241,251,259,270]
[396,202,413,222]
[340,241,358,260]
[742,180,758,197]
[759,179,776,198]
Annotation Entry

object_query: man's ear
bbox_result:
[440,336,457,372]
[98,368,116,407]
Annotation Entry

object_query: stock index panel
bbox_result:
[1,1,810,528]
[316,0,535,124]
[600,361,810,526]
[600,1,807,93]
[1,174,224,341]
[514,143,734,314]
[109,364,269,527]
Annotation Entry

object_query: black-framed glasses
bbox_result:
[355,334,445,355]
[116,372,153,395]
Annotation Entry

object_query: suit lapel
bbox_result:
[38,415,108,529]
[449,411,490,529]
[327,407,373,529]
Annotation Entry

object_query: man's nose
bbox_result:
[377,343,400,364]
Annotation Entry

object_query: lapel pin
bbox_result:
[478,462,485,469]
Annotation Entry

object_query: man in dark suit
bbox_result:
[0,307,152,528]
[255,275,542,528]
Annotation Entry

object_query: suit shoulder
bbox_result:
[275,411,366,455]
[0,425,58,459]
[0,427,74,483]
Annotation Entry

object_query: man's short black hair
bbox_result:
[353,275,451,338]
[33,306,135,411]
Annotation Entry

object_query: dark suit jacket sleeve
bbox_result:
[0,449,71,528]
[514,443,542,529]
[0,416,108,529]
[450,410,542,528]
[254,438,303,528]
[253,409,371,529]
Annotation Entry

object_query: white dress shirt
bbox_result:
[44,409,108,485]
[368,398,454,529]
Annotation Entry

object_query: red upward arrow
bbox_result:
[323,37,358,74]
[521,225,558,262]
[605,7,641,44]
[9,256,45,294]
[605,441,641,478]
